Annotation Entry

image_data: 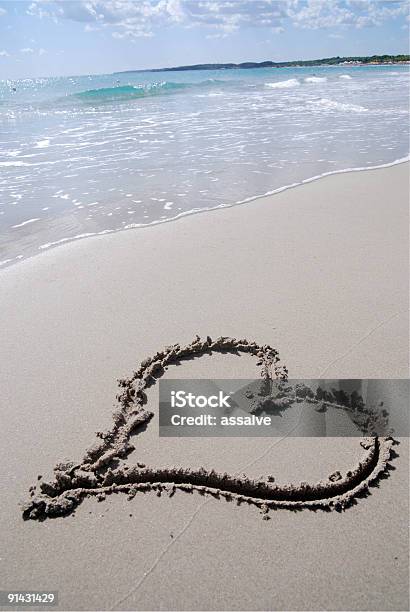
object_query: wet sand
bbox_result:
[0,163,408,611]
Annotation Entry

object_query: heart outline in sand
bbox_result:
[22,336,396,521]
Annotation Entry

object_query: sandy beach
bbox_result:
[0,163,409,611]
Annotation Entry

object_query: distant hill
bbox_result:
[115,55,410,74]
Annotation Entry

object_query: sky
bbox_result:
[0,0,409,79]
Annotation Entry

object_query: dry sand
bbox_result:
[0,163,409,611]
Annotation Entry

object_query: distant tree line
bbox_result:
[115,55,410,74]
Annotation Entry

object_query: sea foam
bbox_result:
[305,76,327,83]
[265,78,299,89]
[308,98,368,113]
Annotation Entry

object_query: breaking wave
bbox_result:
[265,78,300,89]
[305,76,327,83]
[74,82,189,101]
[72,79,234,103]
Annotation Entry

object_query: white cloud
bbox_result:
[20,47,35,54]
[205,32,229,39]
[38,48,46,55]
[112,29,154,39]
[0,49,9,57]
[0,7,7,16]
[84,23,99,32]
[24,0,410,39]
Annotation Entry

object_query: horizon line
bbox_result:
[4,52,409,82]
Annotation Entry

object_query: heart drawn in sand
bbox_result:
[22,336,396,521]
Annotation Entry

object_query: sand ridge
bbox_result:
[22,335,396,521]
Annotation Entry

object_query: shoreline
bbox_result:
[1,155,409,272]
[1,162,408,377]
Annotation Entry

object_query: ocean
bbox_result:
[0,64,408,268]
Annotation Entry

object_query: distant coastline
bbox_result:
[115,54,410,74]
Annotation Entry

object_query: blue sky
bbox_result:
[0,1,409,78]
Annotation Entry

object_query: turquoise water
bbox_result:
[0,65,409,267]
